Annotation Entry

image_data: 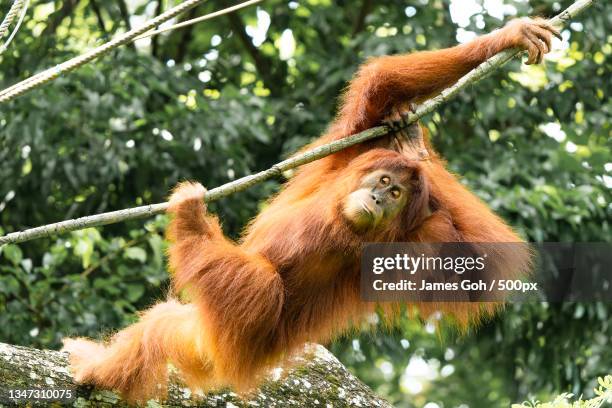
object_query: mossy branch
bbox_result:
[0,343,393,407]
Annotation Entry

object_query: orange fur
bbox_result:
[62,18,554,403]
[63,300,212,402]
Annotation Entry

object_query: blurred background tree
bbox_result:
[0,0,609,407]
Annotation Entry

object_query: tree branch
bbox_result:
[151,0,164,58]
[115,0,135,50]
[89,0,109,38]
[0,342,392,407]
[0,0,595,246]
[173,6,199,63]
[225,7,285,96]
[40,0,78,39]
[352,0,374,36]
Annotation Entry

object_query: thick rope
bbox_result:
[0,0,210,103]
[0,0,595,246]
[0,0,263,101]
[0,0,28,54]
[0,0,25,41]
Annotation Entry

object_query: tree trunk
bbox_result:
[0,342,393,407]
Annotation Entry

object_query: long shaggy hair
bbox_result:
[61,18,554,402]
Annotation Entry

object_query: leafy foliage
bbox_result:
[0,0,610,407]
[513,375,612,407]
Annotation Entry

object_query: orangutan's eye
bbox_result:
[390,188,401,199]
[380,176,390,186]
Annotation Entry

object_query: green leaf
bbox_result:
[124,247,147,263]
[74,239,94,269]
[3,245,23,266]
[125,284,145,303]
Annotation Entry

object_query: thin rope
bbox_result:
[0,0,25,40]
[0,0,28,55]
[0,0,595,246]
[0,0,264,103]
[134,0,264,41]
[0,0,223,103]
